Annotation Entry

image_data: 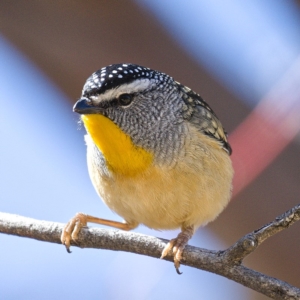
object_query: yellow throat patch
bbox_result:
[82,114,153,177]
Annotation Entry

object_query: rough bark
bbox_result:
[1,204,300,299]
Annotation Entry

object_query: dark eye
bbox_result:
[118,93,133,106]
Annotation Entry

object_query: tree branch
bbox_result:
[1,205,300,299]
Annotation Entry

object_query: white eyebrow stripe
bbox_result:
[90,78,155,104]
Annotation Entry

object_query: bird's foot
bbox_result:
[61,213,137,252]
[61,212,88,253]
[160,226,194,274]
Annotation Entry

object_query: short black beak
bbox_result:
[73,98,96,114]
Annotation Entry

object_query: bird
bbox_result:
[61,63,234,274]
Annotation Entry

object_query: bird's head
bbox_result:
[74,64,187,175]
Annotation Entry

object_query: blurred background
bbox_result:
[1,1,300,299]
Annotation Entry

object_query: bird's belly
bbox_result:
[88,150,233,230]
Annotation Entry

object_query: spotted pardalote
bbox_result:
[61,63,233,273]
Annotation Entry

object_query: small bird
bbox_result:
[61,63,233,273]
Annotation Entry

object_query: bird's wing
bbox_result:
[179,85,232,155]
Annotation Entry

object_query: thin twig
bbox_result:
[1,205,300,299]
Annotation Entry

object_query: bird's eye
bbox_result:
[118,93,133,106]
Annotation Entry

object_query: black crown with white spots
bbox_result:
[82,63,173,97]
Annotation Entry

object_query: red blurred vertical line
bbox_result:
[229,56,300,197]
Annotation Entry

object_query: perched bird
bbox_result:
[61,63,233,273]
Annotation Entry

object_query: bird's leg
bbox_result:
[61,213,137,252]
[161,225,194,274]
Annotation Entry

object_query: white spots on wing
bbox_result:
[211,119,218,128]
[182,86,191,92]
